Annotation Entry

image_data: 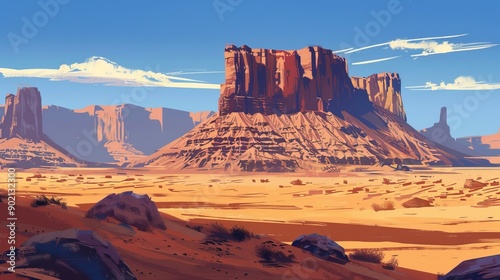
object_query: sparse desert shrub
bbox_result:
[208,223,254,242]
[371,201,395,212]
[350,167,368,172]
[382,256,399,270]
[256,244,295,263]
[31,195,67,209]
[231,225,252,241]
[290,179,303,185]
[208,223,231,240]
[323,165,341,173]
[186,224,203,232]
[349,249,385,263]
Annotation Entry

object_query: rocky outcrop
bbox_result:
[440,254,500,280]
[219,45,368,116]
[0,87,43,141]
[421,107,453,144]
[40,104,214,164]
[85,191,166,232]
[351,73,406,121]
[402,197,433,208]
[16,229,136,280]
[464,179,488,189]
[292,233,349,261]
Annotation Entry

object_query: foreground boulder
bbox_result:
[292,233,349,261]
[440,254,500,280]
[16,229,136,280]
[86,191,166,231]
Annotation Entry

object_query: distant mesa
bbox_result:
[420,107,473,155]
[41,104,214,165]
[130,45,489,171]
[85,191,167,232]
[456,127,500,162]
[0,87,87,168]
[0,87,43,141]
[0,87,214,168]
[421,107,500,163]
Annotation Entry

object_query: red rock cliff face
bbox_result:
[351,73,406,121]
[219,45,355,115]
[0,87,43,141]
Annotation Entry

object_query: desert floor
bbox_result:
[2,165,499,276]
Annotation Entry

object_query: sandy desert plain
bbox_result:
[1,164,499,279]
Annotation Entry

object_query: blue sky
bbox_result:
[1,0,499,137]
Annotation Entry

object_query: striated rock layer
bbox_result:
[130,110,486,171]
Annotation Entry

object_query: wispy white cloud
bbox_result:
[406,76,500,91]
[351,56,401,65]
[344,34,497,63]
[0,56,221,89]
[390,40,498,57]
[345,34,469,54]
[332,47,354,53]
[165,70,225,75]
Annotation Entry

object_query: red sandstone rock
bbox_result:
[402,197,433,208]
[85,191,166,232]
[351,73,406,121]
[128,46,491,171]
[464,179,487,189]
[219,45,354,115]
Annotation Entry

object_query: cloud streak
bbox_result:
[0,56,221,89]
[406,76,500,91]
[390,40,498,58]
[351,56,401,65]
[344,34,497,65]
[344,34,469,54]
